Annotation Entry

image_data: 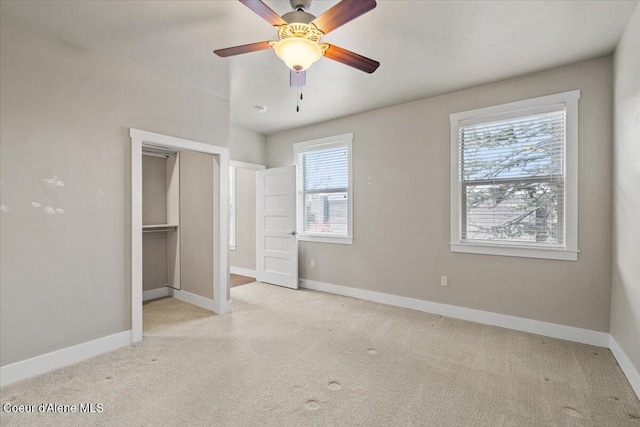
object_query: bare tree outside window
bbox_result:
[460,109,565,246]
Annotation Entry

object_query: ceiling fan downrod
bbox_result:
[290,0,312,12]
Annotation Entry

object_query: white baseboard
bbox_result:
[169,288,215,311]
[144,285,215,312]
[610,336,640,399]
[299,279,610,348]
[230,266,256,278]
[0,289,213,387]
[0,330,132,387]
[143,287,171,301]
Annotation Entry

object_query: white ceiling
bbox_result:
[1,1,637,134]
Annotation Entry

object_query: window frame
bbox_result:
[449,90,580,261]
[294,133,354,245]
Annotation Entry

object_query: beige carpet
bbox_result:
[1,282,639,426]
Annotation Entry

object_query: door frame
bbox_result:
[130,128,230,343]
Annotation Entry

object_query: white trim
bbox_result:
[131,128,230,344]
[132,136,143,343]
[294,133,354,244]
[230,160,266,170]
[216,149,232,314]
[449,90,580,261]
[0,331,132,387]
[143,287,171,301]
[229,166,236,250]
[293,133,353,151]
[299,279,609,347]
[230,266,257,278]
[449,90,581,123]
[450,243,578,261]
[610,336,640,399]
[298,235,353,245]
[169,289,216,311]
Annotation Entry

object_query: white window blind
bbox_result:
[459,106,566,246]
[450,90,580,261]
[229,166,236,250]
[294,134,353,244]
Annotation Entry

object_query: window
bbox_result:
[450,90,580,260]
[294,133,353,244]
[229,166,236,250]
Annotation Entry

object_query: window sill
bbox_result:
[229,245,237,251]
[450,242,578,261]
[298,235,353,245]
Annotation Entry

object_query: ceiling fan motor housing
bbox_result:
[282,10,315,24]
[290,0,312,12]
[284,0,316,24]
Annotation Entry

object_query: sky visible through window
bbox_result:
[303,146,348,191]
[300,145,349,235]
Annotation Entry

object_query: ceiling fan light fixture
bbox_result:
[273,37,323,71]
[214,0,380,74]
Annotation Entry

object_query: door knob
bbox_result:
[290,231,297,236]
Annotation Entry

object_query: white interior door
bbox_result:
[257,166,298,289]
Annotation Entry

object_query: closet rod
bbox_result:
[142,151,177,158]
[142,144,178,158]
[142,228,177,233]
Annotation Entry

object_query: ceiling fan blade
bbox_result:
[214,41,273,57]
[239,0,287,26]
[311,0,377,35]
[324,44,380,73]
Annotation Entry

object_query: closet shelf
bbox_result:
[142,224,178,233]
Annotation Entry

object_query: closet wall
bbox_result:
[142,156,168,292]
[142,150,216,301]
[179,150,215,300]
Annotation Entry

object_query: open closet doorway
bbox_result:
[130,129,230,344]
[229,161,265,288]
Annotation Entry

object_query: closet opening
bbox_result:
[131,129,230,344]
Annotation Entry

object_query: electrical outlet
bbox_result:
[440,276,448,287]
[310,259,315,268]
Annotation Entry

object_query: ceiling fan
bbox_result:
[214,0,380,77]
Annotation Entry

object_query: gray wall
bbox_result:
[142,156,168,291]
[230,167,257,272]
[230,125,266,165]
[611,6,640,376]
[0,17,229,366]
[266,57,613,333]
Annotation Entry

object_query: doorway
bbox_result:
[229,160,265,287]
[130,128,230,344]
[229,163,299,290]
